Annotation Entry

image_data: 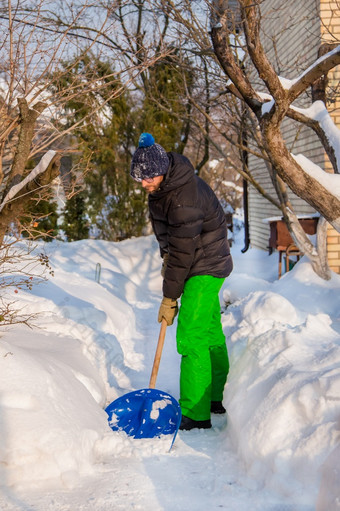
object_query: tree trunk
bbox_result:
[285,209,331,280]
[4,99,46,192]
[0,152,61,245]
[314,217,331,280]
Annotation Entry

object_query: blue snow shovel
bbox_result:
[105,318,181,447]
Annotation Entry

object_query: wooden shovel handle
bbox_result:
[149,318,167,389]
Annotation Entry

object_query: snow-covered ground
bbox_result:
[0,227,339,510]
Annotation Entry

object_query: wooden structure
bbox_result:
[268,218,319,278]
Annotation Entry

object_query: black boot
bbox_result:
[179,415,212,431]
[211,401,226,414]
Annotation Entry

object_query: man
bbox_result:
[130,133,233,430]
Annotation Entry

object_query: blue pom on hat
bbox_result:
[138,133,155,148]
[130,133,169,182]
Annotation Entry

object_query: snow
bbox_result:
[261,98,275,115]
[222,180,243,193]
[0,229,340,510]
[278,76,295,89]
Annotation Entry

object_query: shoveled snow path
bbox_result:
[0,420,295,511]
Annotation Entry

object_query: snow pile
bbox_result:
[0,331,108,489]
[223,264,340,505]
[0,236,177,492]
[0,233,339,509]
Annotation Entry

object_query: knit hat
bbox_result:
[130,133,169,182]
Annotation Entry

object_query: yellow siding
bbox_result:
[321,0,340,274]
[327,224,340,274]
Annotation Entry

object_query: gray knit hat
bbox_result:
[130,133,169,182]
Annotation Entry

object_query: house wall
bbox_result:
[247,0,322,251]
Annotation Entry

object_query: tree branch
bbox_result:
[240,0,287,107]
[286,104,339,174]
[0,14,120,51]
[288,45,340,102]
[210,2,262,114]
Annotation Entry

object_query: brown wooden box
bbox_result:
[269,218,318,250]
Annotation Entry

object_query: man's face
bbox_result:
[141,175,164,193]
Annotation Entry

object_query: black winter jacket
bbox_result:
[148,152,233,299]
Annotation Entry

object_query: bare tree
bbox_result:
[209,0,340,279]
[0,0,170,236]
[0,0,170,323]
[152,0,340,279]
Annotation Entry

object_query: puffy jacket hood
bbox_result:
[151,153,194,197]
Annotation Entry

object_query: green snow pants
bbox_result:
[176,275,229,421]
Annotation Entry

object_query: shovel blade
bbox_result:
[105,388,181,442]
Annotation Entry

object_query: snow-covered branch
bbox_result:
[258,94,340,174]
[288,45,340,100]
[290,101,340,174]
[291,153,340,201]
[0,150,57,213]
[0,150,60,245]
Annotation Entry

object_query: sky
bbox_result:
[0,224,339,510]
